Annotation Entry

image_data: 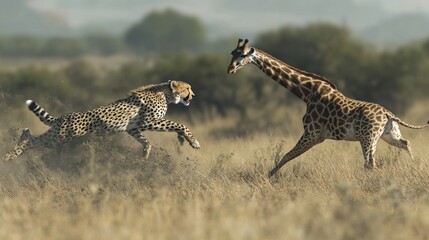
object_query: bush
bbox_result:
[0,67,75,108]
[124,9,206,53]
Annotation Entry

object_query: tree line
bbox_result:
[1,9,428,134]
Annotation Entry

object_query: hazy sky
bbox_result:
[364,0,429,13]
[20,0,429,41]
[0,0,420,50]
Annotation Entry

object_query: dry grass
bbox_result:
[1,103,429,240]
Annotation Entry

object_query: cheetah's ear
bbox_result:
[169,80,179,91]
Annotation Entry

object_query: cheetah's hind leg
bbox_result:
[4,128,33,161]
[127,128,152,160]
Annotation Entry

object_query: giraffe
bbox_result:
[227,39,429,177]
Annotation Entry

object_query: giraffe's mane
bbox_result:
[256,49,337,90]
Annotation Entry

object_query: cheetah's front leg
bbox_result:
[142,119,200,149]
[177,134,186,146]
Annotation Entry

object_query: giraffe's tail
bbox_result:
[389,115,429,129]
[26,100,57,126]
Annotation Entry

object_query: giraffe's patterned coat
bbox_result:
[228,39,428,176]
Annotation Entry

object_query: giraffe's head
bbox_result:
[227,38,255,74]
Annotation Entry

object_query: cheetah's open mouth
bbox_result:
[181,95,191,106]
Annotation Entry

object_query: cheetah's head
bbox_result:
[169,80,195,106]
[227,38,255,74]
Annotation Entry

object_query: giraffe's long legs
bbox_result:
[359,137,379,168]
[381,121,413,160]
[268,131,324,177]
[359,123,389,168]
[382,136,413,160]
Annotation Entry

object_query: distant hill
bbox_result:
[359,13,429,47]
[1,0,390,38]
[0,0,73,37]
[2,0,429,48]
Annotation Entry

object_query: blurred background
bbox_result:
[2,2,429,238]
[1,0,429,136]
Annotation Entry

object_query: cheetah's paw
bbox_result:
[190,139,201,149]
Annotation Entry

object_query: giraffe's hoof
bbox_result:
[364,163,376,169]
[268,168,278,177]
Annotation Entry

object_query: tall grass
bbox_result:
[0,101,428,240]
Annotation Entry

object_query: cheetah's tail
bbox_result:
[389,115,429,129]
[26,100,57,126]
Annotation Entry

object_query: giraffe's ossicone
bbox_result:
[228,38,429,176]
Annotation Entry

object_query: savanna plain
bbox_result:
[0,95,429,240]
[2,7,429,239]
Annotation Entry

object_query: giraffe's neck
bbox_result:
[250,49,337,103]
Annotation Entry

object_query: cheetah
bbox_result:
[4,80,201,161]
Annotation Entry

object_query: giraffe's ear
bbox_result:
[243,47,254,56]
